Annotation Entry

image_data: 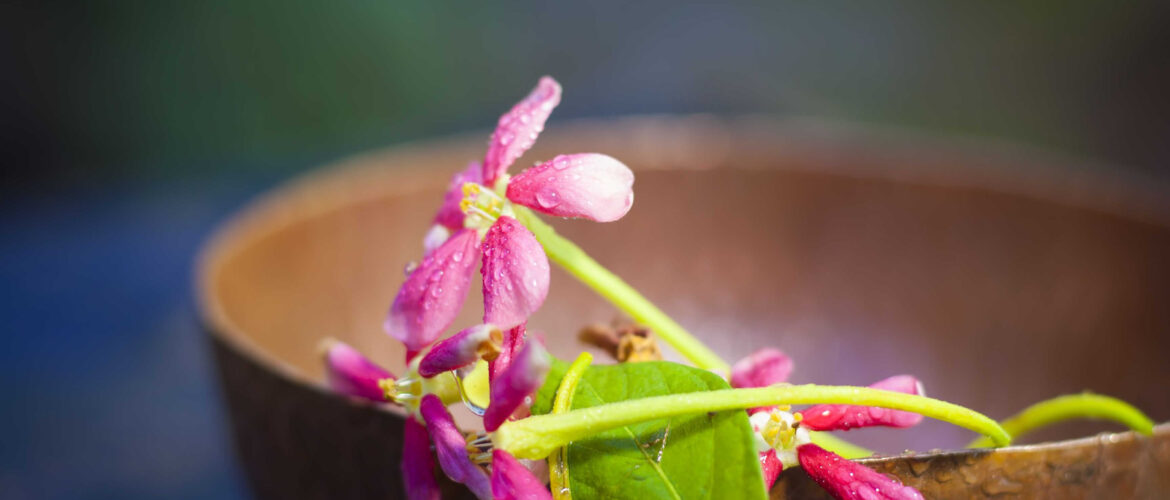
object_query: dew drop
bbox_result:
[403,261,419,276]
[452,251,463,263]
[535,189,561,208]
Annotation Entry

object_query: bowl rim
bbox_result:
[196,114,1170,448]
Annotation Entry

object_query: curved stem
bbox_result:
[548,353,593,499]
[967,393,1155,448]
[495,384,1011,460]
[516,207,729,372]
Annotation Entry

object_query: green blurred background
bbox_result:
[1,2,1167,499]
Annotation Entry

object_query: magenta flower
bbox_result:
[481,217,551,329]
[322,340,395,402]
[731,349,925,499]
[415,322,551,432]
[491,449,554,500]
[483,338,551,431]
[730,347,794,389]
[417,323,500,378]
[384,76,635,355]
[402,417,441,500]
[505,153,635,222]
[385,228,483,354]
[419,394,493,498]
[797,443,924,500]
[800,375,926,431]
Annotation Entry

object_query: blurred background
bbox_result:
[2,2,1168,499]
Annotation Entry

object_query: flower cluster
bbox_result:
[317,77,948,500]
[326,77,636,500]
[731,348,925,499]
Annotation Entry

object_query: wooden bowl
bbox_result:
[197,116,1170,499]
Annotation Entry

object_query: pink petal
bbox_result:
[402,417,441,500]
[481,216,549,330]
[323,340,394,402]
[418,324,498,378]
[489,323,527,383]
[491,450,553,500]
[482,77,562,187]
[483,339,550,432]
[505,153,635,222]
[800,375,926,431]
[385,229,482,352]
[797,444,923,500]
[433,161,484,233]
[760,449,783,490]
[419,394,492,499]
[731,348,794,413]
[731,348,794,388]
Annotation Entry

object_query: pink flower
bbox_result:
[419,394,493,499]
[505,153,635,222]
[402,417,441,500]
[322,340,395,402]
[481,216,551,329]
[731,347,795,415]
[482,77,562,188]
[730,348,794,389]
[415,321,550,430]
[386,76,635,355]
[417,324,500,378]
[734,349,926,500]
[800,375,925,431]
[483,338,551,432]
[385,229,482,353]
[797,444,923,500]
[491,449,554,500]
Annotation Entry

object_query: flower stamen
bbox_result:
[460,182,513,230]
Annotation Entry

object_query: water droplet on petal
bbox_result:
[403,261,419,276]
[535,189,561,208]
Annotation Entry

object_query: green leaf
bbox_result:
[531,361,766,500]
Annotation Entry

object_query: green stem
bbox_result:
[967,393,1155,448]
[516,207,729,372]
[549,353,593,500]
[495,384,1011,460]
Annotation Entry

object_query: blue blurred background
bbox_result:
[2,2,1168,499]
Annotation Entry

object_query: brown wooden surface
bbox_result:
[198,116,1170,499]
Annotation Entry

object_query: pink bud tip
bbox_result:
[402,417,441,500]
[800,375,926,431]
[491,450,553,500]
[385,229,482,352]
[483,77,562,187]
[483,340,551,432]
[323,340,394,402]
[418,324,498,378]
[506,153,635,222]
[418,395,492,499]
[481,217,550,330]
[797,444,924,500]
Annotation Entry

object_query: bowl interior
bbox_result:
[202,118,1169,453]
